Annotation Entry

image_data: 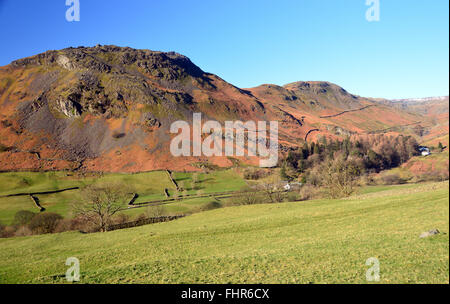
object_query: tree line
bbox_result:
[279,134,421,197]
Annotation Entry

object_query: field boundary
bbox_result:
[0,187,80,198]
[105,215,186,232]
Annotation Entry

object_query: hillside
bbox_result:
[0,45,444,172]
[377,97,449,146]
[0,181,448,283]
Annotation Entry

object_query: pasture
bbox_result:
[0,181,448,283]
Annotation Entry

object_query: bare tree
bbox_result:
[258,175,285,203]
[232,190,261,205]
[321,157,359,198]
[72,182,133,232]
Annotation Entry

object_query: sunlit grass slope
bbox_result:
[0,181,448,284]
[0,169,246,224]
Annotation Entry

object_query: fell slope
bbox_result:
[378,97,449,146]
[0,45,439,172]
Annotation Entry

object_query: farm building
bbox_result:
[418,146,431,156]
[279,181,303,191]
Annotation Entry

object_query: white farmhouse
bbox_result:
[418,146,431,156]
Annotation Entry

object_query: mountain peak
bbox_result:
[11,45,205,80]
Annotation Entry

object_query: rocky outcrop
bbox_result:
[56,55,77,70]
[56,97,81,117]
[142,112,161,128]
[420,229,441,238]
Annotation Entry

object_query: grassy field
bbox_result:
[0,181,448,284]
[0,170,246,224]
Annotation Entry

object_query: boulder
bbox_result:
[419,229,440,238]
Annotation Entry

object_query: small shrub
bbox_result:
[114,213,130,224]
[239,191,260,205]
[360,174,376,186]
[135,213,147,221]
[243,169,267,180]
[29,212,63,234]
[70,216,97,233]
[415,171,449,182]
[306,169,321,187]
[200,201,222,211]
[145,205,166,218]
[298,184,320,201]
[54,219,75,233]
[12,210,36,226]
[381,174,407,185]
[272,191,286,203]
[14,226,33,237]
[1,226,16,238]
[286,191,300,202]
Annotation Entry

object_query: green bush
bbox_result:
[286,192,300,202]
[381,174,407,185]
[200,201,223,211]
[12,210,36,226]
[29,213,63,234]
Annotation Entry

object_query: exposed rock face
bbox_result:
[56,55,76,70]
[56,97,81,117]
[325,125,355,137]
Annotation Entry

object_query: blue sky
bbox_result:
[0,0,448,99]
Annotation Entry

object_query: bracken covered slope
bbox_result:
[0,45,443,172]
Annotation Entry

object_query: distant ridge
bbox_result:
[390,96,448,103]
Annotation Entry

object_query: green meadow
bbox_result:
[0,181,448,284]
[0,169,247,224]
